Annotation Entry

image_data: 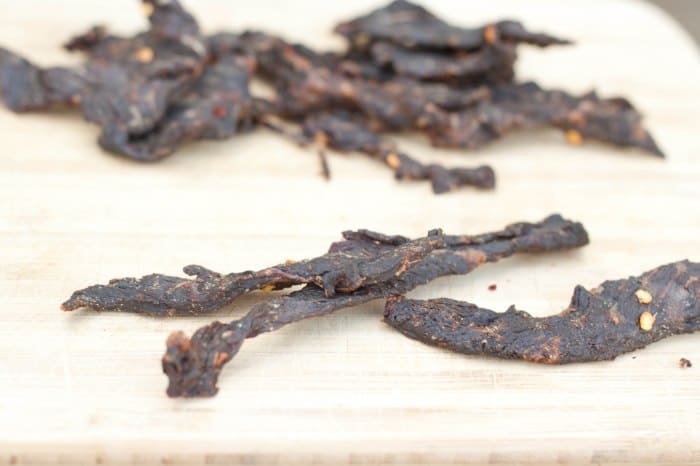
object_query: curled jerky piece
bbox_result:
[385,261,699,363]
[428,82,664,156]
[62,229,446,315]
[334,0,570,51]
[160,214,588,397]
[302,111,495,193]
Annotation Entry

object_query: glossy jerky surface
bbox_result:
[384,261,700,363]
[156,215,589,397]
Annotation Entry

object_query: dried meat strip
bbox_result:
[0,49,83,111]
[76,1,208,157]
[369,41,516,82]
[159,214,588,397]
[384,261,699,363]
[334,0,570,51]
[428,82,664,156]
[98,55,254,161]
[1,0,209,160]
[62,229,447,315]
[302,111,495,193]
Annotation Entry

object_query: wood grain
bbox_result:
[0,0,698,464]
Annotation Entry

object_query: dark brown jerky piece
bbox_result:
[302,111,494,193]
[385,261,699,363]
[98,55,254,161]
[79,1,207,154]
[428,82,664,156]
[679,358,692,368]
[334,0,570,51]
[62,229,446,315]
[0,48,84,111]
[64,26,109,52]
[160,214,588,397]
[370,41,516,82]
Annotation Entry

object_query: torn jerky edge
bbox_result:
[147,214,587,397]
[385,260,699,364]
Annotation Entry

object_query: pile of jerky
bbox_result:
[0,0,663,194]
[61,214,700,398]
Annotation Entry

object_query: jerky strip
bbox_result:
[369,41,516,82]
[98,55,254,161]
[62,230,446,315]
[302,111,495,193]
[334,0,571,51]
[1,0,209,160]
[160,214,589,397]
[428,82,664,157]
[64,26,109,53]
[385,261,699,363]
[0,48,83,111]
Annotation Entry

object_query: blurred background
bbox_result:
[650,0,700,44]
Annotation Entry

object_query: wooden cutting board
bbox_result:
[0,0,698,464]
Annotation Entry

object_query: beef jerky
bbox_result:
[226,31,489,120]
[159,214,589,397]
[302,111,495,193]
[427,82,664,156]
[76,0,208,157]
[0,49,84,111]
[369,41,516,82]
[334,0,570,51]
[64,25,109,52]
[0,0,209,160]
[98,55,254,161]
[384,261,699,363]
[62,229,447,315]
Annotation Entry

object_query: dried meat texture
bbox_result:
[62,229,447,315]
[369,41,516,82]
[64,26,109,53]
[334,0,571,51]
[76,1,208,157]
[98,55,254,161]
[159,214,589,397]
[1,0,210,161]
[427,82,664,156]
[0,48,83,111]
[384,261,700,363]
[302,111,495,193]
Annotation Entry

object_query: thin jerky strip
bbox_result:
[235,33,661,157]
[334,0,570,51]
[385,261,699,363]
[302,111,495,193]
[428,82,664,156]
[62,230,446,315]
[160,214,588,397]
[369,41,516,82]
[0,48,83,111]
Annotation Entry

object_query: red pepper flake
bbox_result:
[212,106,228,118]
[488,284,497,291]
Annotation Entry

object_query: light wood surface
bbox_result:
[0,0,699,464]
